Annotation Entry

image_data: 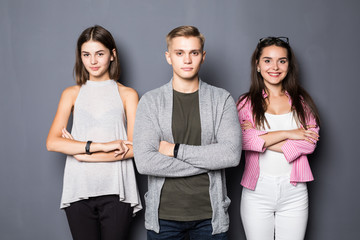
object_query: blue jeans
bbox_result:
[147,219,228,240]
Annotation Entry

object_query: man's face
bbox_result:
[165,36,206,82]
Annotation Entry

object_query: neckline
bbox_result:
[265,111,293,117]
[86,79,114,86]
[173,89,199,95]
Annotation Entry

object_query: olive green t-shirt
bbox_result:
[158,89,212,221]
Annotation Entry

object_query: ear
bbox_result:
[165,51,172,65]
[111,48,116,62]
[201,50,206,64]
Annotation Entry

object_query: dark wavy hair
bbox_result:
[74,25,120,85]
[237,37,320,129]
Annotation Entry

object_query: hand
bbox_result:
[62,128,74,140]
[241,120,254,130]
[286,126,319,144]
[114,141,132,159]
[102,139,130,153]
[159,141,175,157]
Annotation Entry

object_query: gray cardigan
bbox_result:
[133,80,241,234]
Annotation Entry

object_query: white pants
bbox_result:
[240,175,308,240]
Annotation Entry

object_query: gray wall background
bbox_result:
[1,0,359,239]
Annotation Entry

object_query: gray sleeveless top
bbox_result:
[60,80,142,214]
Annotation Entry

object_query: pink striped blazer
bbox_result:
[237,95,319,190]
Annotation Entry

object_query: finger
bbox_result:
[123,143,129,152]
[241,123,252,128]
[62,132,70,139]
[115,148,125,155]
[114,149,125,157]
[62,128,69,135]
[114,149,129,159]
[309,133,319,141]
[122,146,130,158]
[62,131,70,138]
[307,135,319,142]
[62,128,73,140]
[123,140,133,146]
[309,131,320,138]
[305,138,316,144]
[120,142,126,152]
[119,141,128,153]
[306,131,320,139]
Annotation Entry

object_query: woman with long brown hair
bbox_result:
[46,25,142,240]
[237,37,320,240]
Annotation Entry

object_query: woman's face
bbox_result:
[257,45,289,88]
[80,40,115,81]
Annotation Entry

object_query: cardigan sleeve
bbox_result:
[176,95,242,170]
[282,109,320,163]
[133,95,208,178]
[237,98,267,153]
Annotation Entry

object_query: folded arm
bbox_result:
[282,113,320,162]
[237,100,267,152]
[46,86,118,155]
[73,85,140,162]
[175,96,241,170]
[133,97,208,177]
[47,86,136,161]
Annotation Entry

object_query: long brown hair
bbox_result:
[74,25,120,85]
[237,37,320,129]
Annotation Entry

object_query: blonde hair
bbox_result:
[166,26,205,50]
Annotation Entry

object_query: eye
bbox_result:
[97,52,104,56]
[264,59,270,63]
[176,52,183,56]
[192,51,200,56]
[82,53,90,57]
[279,59,287,64]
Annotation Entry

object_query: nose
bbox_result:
[184,54,192,64]
[272,62,279,70]
[91,55,97,65]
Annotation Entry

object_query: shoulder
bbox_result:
[61,85,80,100]
[136,84,170,115]
[236,94,251,111]
[56,85,80,109]
[117,83,139,100]
[140,83,168,102]
[201,81,231,98]
[200,82,234,107]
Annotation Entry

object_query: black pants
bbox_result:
[65,195,133,240]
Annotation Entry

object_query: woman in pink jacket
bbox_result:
[237,37,320,240]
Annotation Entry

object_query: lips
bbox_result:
[268,72,281,77]
[181,67,193,71]
[90,67,100,71]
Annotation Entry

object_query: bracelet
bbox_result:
[85,141,92,155]
[173,143,180,158]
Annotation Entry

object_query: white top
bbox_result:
[259,111,298,176]
[60,80,142,214]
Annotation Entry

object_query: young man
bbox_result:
[133,26,241,239]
